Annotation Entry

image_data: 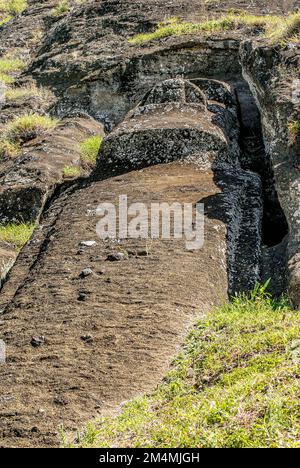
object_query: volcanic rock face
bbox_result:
[0,77,263,447]
[0,0,299,448]
[241,42,300,307]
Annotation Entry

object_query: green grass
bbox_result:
[52,0,70,17]
[128,12,300,45]
[0,0,27,25]
[270,12,300,43]
[64,284,300,448]
[0,57,24,73]
[51,0,89,17]
[63,165,81,178]
[79,135,103,166]
[0,139,20,159]
[287,120,299,146]
[0,55,25,84]
[0,222,34,250]
[0,71,14,84]
[6,113,59,142]
[0,113,58,156]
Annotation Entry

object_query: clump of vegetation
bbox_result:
[63,165,81,178]
[0,139,20,159]
[6,113,58,143]
[79,135,103,166]
[64,284,300,448]
[128,12,300,45]
[0,222,34,250]
[287,120,299,146]
[5,83,53,102]
[52,0,70,17]
[0,0,27,25]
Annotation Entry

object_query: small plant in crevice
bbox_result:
[79,135,103,166]
[287,120,300,146]
[52,0,70,17]
[0,54,26,86]
[63,165,81,178]
[51,0,89,18]
[0,222,35,250]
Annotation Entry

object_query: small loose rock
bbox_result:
[81,335,93,344]
[31,336,46,348]
[80,268,93,278]
[79,241,97,247]
[78,292,88,302]
[106,252,127,262]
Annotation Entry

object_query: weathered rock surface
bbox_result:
[0,162,228,447]
[241,42,300,306]
[0,0,299,449]
[25,1,296,126]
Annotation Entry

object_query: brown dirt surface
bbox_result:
[0,161,228,447]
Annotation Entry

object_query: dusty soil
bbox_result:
[0,0,299,449]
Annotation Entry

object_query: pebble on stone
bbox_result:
[31,336,46,348]
[79,241,97,247]
[106,252,127,262]
[80,268,93,278]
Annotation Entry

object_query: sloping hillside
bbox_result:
[0,0,299,448]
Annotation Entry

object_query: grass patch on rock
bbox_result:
[79,135,103,166]
[64,285,300,448]
[63,165,81,178]
[0,55,25,84]
[128,12,300,45]
[0,0,27,24]
[0,71,14,84]
[52,0,70,17]
[0,222,34,250]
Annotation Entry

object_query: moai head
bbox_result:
[141,78,207,108]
